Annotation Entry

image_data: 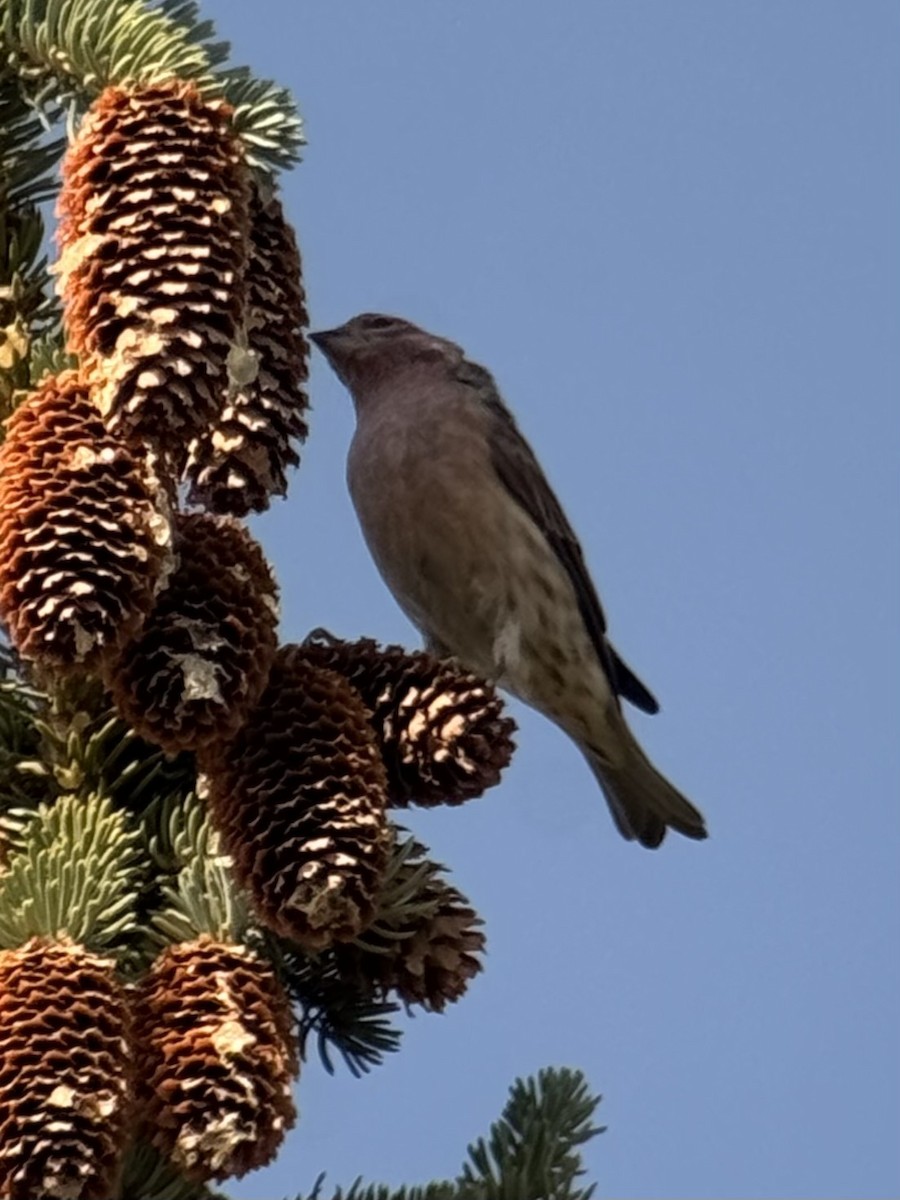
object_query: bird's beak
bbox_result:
[310,327,353,386]
[310,328,341,357]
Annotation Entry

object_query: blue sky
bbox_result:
[213,3,900,1197]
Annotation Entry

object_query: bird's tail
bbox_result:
[583,718,707,849]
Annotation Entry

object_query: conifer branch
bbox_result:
[0,67,63,409]
[0,791,143,951]
[292,1068,604,1200]
[1,0,304,171]
[144,788,249,948]
[268,933,404,1079]
[0,669,47,811]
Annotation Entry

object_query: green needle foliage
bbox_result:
[0,0,303,172]
[297,1068,604,1200]
[0,67,64,412]
[146,787,250,947]
[0,790,143,950]
[0,659,47,808]
[269,931,405,1079]
[459,1068,603,1200]
[25,676,195,808]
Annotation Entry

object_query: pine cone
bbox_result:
[186,182,310,515]
[200,646,391,951]
[0,938,132,1200]
[335,839,485,1012]
[132,937,297,1182]
[301,634,516,806]
[0,371,172,674]
[107,512,278,755]
[56,81,250,471]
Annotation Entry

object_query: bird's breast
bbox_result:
[347,386,609,730]
[347,396,519,673]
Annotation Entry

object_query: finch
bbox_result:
[311,314,707,848]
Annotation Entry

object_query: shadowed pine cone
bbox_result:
[0,371,172,675]
[0,938,132,1200]
[200,646,390,951]
[107,512,278,755]
[334,838,485,1013]
[301,634,516,806]
[185,182,310,515]
[55,81,250,471]
[132,937,297,1182]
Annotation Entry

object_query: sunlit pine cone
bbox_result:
[0,938,132,1200]
[107,512,278,755]
[300,634,516,806]
[186,182,309,515]
[55,81,250,472]
[132,937,297,1182]
[0,371,172,675]
[199,646,391,951]
[334,838,485,1013]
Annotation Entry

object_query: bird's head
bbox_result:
[310,313,463,397]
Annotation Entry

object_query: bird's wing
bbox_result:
[458,361,660,715]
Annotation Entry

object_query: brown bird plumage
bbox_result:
[311,313,707,848]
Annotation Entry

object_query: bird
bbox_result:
[310,313,707,848]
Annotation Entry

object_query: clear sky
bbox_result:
[215,3,900,1197]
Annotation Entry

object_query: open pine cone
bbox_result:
[335,837,485,1012]
[132,937,298,1182]
[186,182,310,515]
[0,371,172,675]
[200,646,391,951]
[0,938,132,1200]
[56,80,250,471]
[107,512,278,755]
[301,633,516,806]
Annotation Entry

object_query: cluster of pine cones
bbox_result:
[0,82,515,1197]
